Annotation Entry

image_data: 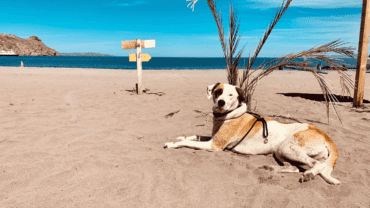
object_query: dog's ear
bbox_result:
[236,87,246,104]
[206,83,220,99]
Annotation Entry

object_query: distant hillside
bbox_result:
[59,52,114,56]
[0,34,58,56]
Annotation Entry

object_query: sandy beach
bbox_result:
[0,66,370,207]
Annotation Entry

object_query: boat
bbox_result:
[0,49,19,56]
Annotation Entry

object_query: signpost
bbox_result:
[122,39,155,94]
[353,0,370,107]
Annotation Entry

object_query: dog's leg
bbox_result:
[176,135,213,141]
[319,166,340,185]
[259,152,299,173]
[164,140,213,151]
[177,135,198,141]
[277,143,327,183]
[259,165,299,173]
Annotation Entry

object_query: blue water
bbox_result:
[0,56,357,70]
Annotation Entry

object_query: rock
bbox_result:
[0,33,59,56]
[28,36,42,42]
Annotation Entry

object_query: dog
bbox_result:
[164,83,340,185]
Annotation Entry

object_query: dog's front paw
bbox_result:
[176,136,186,141]
[164,142,178,149]
[299,173,315,183]
[176,135,197,141]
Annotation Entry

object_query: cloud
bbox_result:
[108,0,147,7]
[234,14,361,56]
[242,0,362,9]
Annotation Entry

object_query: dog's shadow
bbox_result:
[278,93,370,103]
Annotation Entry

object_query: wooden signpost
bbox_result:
[353,0,370,107]
[122,39,155,94]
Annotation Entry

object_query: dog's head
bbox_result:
[206,83,245,114]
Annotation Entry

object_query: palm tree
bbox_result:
[187,0,355,124]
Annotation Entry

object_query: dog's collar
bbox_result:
[213,111,232,118]
[213,103,245,121]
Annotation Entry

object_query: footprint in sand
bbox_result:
[63,89,85,122]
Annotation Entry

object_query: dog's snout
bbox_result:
[218,100,225,107]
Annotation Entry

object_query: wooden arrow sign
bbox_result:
[129,53,152,62]
[122,40,156,49]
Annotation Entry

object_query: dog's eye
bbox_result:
[229,94,233,96]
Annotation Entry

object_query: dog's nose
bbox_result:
[218,100,225,107]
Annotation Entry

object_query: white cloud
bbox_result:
[242,0,362,8]
[235,14,361,56]
[108,0,147,7]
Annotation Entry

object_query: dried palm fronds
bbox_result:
[186,0,198,11]
[243,40,355,124]
[207,0,244,85]
[188,0,356,124]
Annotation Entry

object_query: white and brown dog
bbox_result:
[164,83,340,185]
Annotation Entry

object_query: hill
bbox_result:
[0,34,58,56]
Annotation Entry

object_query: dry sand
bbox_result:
[0,66,369,207]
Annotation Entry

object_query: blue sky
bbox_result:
[0,0,363,57]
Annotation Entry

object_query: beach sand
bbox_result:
[0,66,369,207]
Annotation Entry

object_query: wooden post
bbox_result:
[353,0,370,107]
[136,39,143,94]
[122,39,155,94]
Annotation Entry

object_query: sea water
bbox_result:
[0,56,357,70]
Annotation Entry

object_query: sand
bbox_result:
[0,66,369,207]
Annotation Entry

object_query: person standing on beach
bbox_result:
[317,62,322,72]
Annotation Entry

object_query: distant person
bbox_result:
[317,62,322,72]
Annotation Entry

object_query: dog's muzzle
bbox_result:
[217,100,225,107]
[213,99,227,113]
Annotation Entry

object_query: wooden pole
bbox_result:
[136,39,143,94]
[353,0,370,107]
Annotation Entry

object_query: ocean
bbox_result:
[0,56,358,70]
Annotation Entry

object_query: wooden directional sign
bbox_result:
[129,53,152,62]
[122,40,156,49]
[122,39,156,95]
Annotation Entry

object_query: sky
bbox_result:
[0,0,363,57]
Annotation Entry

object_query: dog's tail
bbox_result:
[319,141,340,185]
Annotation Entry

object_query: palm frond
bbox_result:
[248,0,293,70]
[207,0,227,60]
[207,0,245,85]
[243,40,355,124]
[190,0,356,124]
[186,0,199,11]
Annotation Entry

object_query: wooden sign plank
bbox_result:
[142,40,156,49]
[122,40,156,49]
[129,53,152,62]
[141,53,152,62]
[122,40,136,49]
[129,53,136,62]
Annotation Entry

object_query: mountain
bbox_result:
[59,52,114,56]
[0,34,59,56]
